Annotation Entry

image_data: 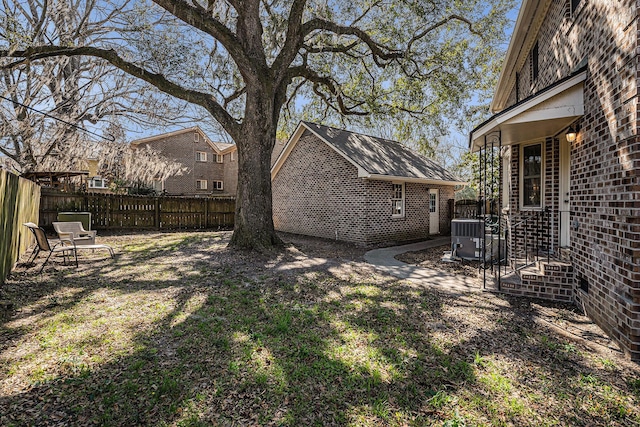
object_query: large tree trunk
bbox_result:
[228,93,282,251]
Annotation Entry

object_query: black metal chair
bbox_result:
[23,222,78,274]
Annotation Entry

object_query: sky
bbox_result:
[1,0,522,167]
[137,3,519,147]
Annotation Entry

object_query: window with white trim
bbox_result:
[194,132,199,142]
[212,180,223,190]
[216,154,223,163]
[152,179,164,192]
[391,183,405,217]
[88,176,107,189]
[195,151,207,162]
[196,179,208,190]
[521,143,543,208]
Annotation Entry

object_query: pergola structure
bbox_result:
[22,171,89,193]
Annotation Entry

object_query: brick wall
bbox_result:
[361,181,453,245]
[502,0,640,359]
[223,151,238,196]
[272,131,369,244]
[272,130,454,246]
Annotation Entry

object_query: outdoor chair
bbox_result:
[53,221,96,245]
[23,222,78,274]
[52,221,114,259]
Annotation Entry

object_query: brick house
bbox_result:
[271,122,462,246]
[469,0,640,359]
[131,127,237,196]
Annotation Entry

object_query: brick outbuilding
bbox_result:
[271,122,462,246]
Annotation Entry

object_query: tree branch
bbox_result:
[224,86,246,107]
[272,0,307,79]
[408,14,479,51]
[301,41,359,54]
[1,46,241,137]
[302,18,403,67]
[150,0,255,78]
[288,66,367,116]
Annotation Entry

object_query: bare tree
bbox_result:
[99,130,188,192]
[1,0,514,250]
[0,0,187,173]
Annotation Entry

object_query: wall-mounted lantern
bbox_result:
[565,125,578,143]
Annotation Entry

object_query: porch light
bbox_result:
[565,125,577,143]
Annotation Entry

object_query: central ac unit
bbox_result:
[451,219,485,260]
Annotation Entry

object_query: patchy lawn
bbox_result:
[395,244,480,279]
[0,231,639,426]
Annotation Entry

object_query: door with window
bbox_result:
[429,189,439,234]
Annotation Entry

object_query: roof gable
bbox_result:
[492,0,553,112]
[272,122,462,185]
[131,127,236,154]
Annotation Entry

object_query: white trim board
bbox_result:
[470,71,586,152]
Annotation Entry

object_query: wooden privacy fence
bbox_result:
[0,170,41,285]
[455,199,479,219]
[39,193,235,230]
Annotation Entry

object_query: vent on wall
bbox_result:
[579,277,589,294]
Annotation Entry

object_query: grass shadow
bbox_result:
[0,231,638,426]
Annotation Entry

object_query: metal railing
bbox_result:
[509,208,574,270]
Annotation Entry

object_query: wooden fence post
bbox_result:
[204,199,209,229]
[155,197,160,230]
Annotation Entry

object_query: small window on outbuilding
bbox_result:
[391,183,405,218]
[212,180,224,190]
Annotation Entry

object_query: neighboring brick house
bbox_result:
[271,122,462,246]
[469,0,640,359]
[131,127,237,196]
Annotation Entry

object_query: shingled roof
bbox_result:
[272,121,462,185]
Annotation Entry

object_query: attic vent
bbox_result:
[194,132,199,142]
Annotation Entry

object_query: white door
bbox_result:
[429,189,439,234]
[559,137,571,247]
